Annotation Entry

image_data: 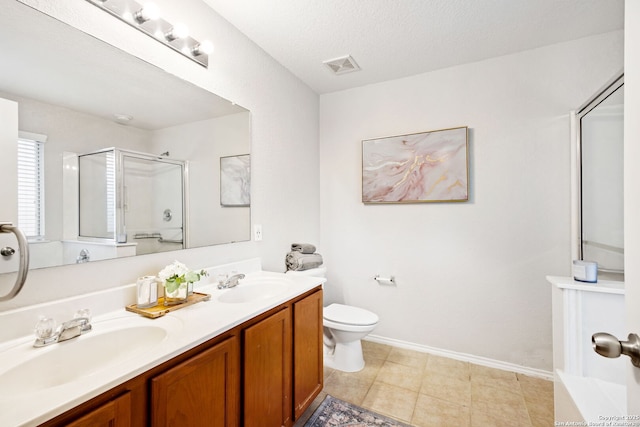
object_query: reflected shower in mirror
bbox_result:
[0,1,251,273]
[577,74,624,276]
[78,149,186,257]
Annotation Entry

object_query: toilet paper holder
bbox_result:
[374,275,396,285]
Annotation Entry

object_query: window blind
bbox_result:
[106,151,116,233]
[17,138,45,239]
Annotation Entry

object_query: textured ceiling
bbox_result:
[202,0,624,94]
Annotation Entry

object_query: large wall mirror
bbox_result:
[0,1,251,274]
[577,73,624,276]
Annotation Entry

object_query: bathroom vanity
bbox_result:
[0,262,324,427]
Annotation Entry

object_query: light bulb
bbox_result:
[165,23,189,41]
[192,40,214,56]
[134,2,160,23]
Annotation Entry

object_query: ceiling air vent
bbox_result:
[323,55,360,75]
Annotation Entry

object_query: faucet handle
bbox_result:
[74,308,92,322]
[73,309,92,333]
[34,317,56,340]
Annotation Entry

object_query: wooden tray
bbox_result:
[126,292,211,318]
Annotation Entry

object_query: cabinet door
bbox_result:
[293,290,323,419]
[151,336,239,427]
[66,392,131,427]
[243,307,292,427]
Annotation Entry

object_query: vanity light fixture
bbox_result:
[165,23,189,42]
[86,0,212,68]
[192,40,214,57]
[133,2,160,24]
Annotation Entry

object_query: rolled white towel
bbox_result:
[285,251,323,271]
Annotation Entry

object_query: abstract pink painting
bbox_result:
[362,126,468,203]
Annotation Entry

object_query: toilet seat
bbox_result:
[324,303,378,327]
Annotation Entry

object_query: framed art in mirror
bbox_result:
[220,154,251,207]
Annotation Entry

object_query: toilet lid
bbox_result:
[324,303,378,326]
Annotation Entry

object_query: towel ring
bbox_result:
[0,223,30,301]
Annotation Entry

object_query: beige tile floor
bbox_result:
[296,341,554,427]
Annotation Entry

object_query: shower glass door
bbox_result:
[79,148,187,253]
[122,155,185,255]
[578,74,624,275]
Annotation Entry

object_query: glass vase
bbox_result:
[163,281,188,306]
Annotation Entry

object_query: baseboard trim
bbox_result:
[364,334,553,381]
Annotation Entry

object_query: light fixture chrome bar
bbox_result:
[85,0,211,68]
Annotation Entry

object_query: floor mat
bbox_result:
[304,394,412,427]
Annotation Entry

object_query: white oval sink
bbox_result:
[0,316,180,396]
[218,279,292,304]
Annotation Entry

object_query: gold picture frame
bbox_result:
[362,126,469,203]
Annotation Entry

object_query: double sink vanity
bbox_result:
[0,259,325,426]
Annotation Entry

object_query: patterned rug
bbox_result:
[304,395,412,427]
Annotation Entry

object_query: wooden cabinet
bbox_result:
[243,288,324,426]
[151,336,239,427]
[243,307,292,426]
[293,289,323,419]
[65,392,131,427]
[39,286,323,427]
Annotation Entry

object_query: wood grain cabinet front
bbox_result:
[243,288,324,426]
[65,392,132,427]
[293,289,323,420]
[243,307,293,426]
[151,336,240,427]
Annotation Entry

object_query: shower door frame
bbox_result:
[573,72,624,275]
[78,147,190,249]
[117,149,190,250]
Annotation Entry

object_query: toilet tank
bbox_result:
[286,267,327,278]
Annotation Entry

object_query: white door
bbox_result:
[625,0,640,413]
[0,97,19,280]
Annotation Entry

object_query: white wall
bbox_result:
[624,0,640,413]
[0,0,319,310]
[319,31,623,372]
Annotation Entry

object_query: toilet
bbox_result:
[287,267,379,372]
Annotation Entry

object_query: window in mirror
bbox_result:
[17,136,45,240]
[79,150,117,241]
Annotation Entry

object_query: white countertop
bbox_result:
[0,268,325,427]
[546,275,624,295]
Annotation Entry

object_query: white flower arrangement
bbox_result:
[158,261,208,294]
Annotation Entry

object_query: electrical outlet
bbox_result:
[254,224,263,241]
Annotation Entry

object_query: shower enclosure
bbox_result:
[551,73,626,423]
[576,74,624,276]
[78,148,187,256]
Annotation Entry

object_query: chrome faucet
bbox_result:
[217,273,245,289]
[34,310,92,348]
